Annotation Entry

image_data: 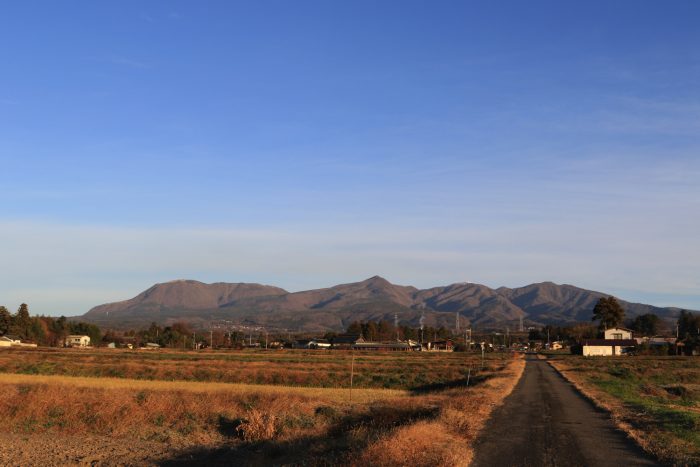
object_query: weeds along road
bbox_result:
[471,354,658,467]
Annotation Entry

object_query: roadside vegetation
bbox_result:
[0,348,524,465]
[548,355,700,466]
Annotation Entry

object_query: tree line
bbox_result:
[0,304,102,346]
[344,319,452,342]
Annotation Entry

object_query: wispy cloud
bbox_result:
[108,56,152,69]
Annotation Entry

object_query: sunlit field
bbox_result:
[0,348,524,466]
[0,347,493,389]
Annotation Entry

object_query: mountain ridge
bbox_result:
[80,276,691,332]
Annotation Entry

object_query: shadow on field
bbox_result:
[409,373,493,395]
[159,405,440,466]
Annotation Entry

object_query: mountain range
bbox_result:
[79,276,690,332]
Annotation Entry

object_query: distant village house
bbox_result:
[0,335,38,348]
[581,327,636,356]
[65,335,91,348]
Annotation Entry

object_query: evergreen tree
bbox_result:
[630,313,660,337]
[592,296,625,330]
[12,303,32,339]
[677,310,700,340]
[0,306,11,334]
[346,321,362,335]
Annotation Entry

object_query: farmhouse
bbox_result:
[65,335,91,347]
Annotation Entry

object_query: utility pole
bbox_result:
[481,343,485,370]
[193,332,196,350]
[210,330,213,349]
[349,351,355,404]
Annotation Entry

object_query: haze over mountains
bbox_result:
[81,277,689,332]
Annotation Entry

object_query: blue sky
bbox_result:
[1,1,699,315]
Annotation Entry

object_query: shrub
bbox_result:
[236,409,278,442]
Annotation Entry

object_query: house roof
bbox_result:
[605,327,634,333]
[332,334,364,344]
[582,339,637,346]
[353,342,412,349]
[648,337,677,343]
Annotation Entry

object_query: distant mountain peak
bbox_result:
[80,277,690,332]
[363,275,390,283]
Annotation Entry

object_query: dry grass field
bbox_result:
[548,355,700,466]
[0,347,489,389]
[0,348,524,466]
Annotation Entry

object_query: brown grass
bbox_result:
[0,349,525,465]
[0,373,404,404]
[0,347,484,390]
[354,355,526,467]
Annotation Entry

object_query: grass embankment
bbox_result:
[0,348,524,465]
[548,355,700,466]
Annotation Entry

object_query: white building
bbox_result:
[0,335,37,348]
[604,327,633,340]
[0,336,20,347]
[65,335,91,347]
[582,327,636,356]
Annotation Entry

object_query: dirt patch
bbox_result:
[0,432,187,466]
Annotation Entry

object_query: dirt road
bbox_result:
[471,355,658,467]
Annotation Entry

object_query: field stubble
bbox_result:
[0,348,524,466]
